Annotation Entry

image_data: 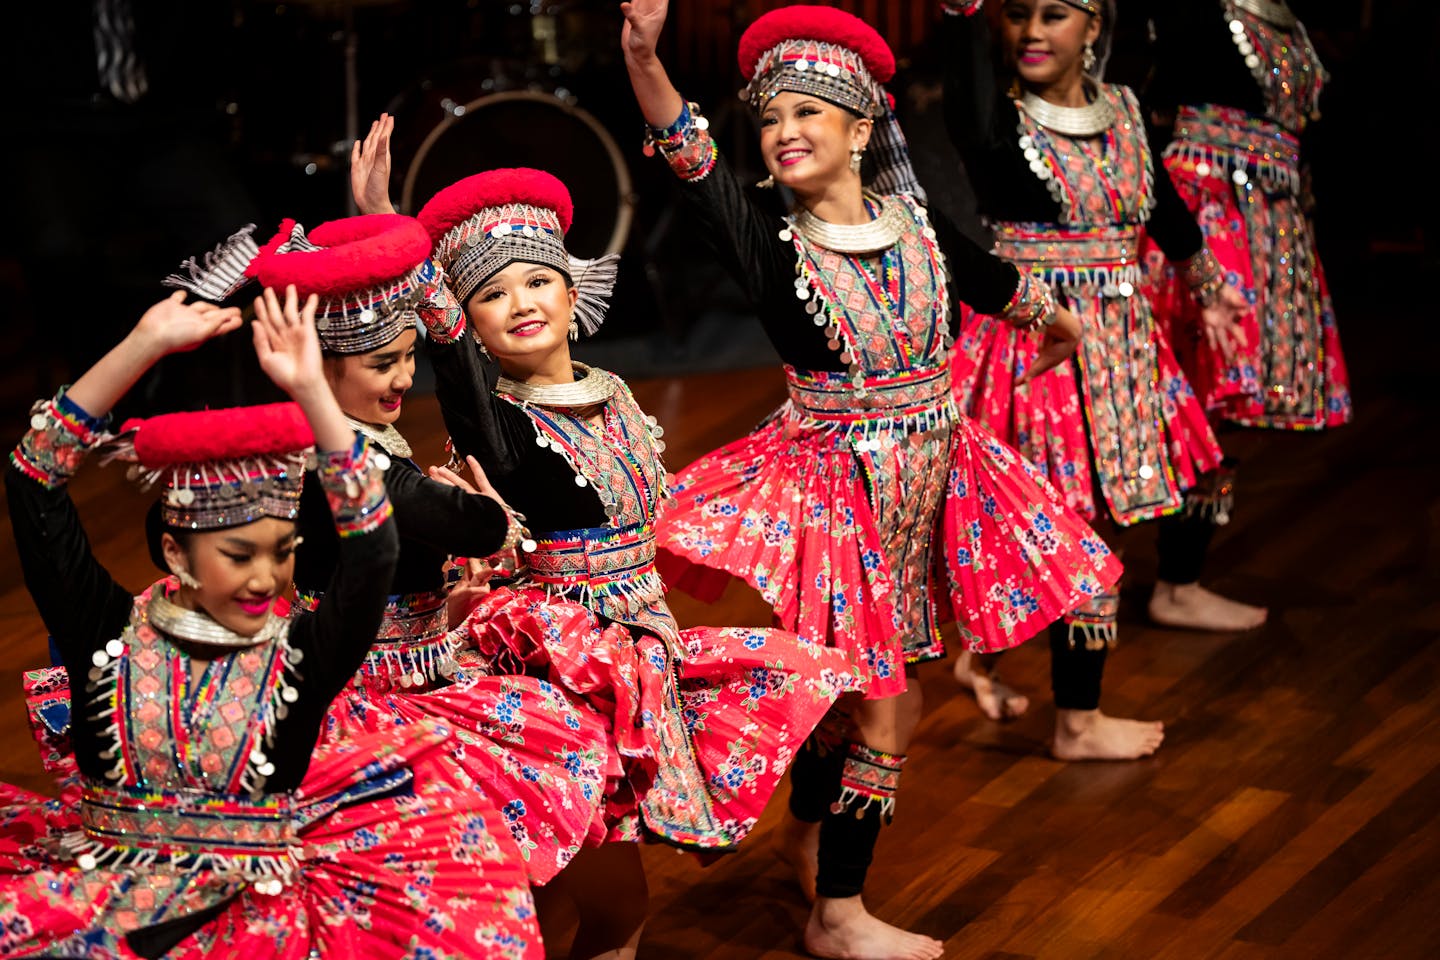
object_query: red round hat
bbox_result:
[417,168,574,246]
[124,403,313,470]
[738,5,895,84]
[253,214,431,297]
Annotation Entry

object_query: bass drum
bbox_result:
[400,90,633,259]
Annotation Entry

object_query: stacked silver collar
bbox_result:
[345,417,412,460]
[790,195,908,254]
[498,362,616,407]
[1019,86,1116,137]
[149,593,285,650]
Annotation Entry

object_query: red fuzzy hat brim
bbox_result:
[417,168,574,244]
[124,403,314,469]
[738,5,896,83]
[254,214,431,296]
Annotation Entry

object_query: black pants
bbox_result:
[788,738,889,899]
[1049,620,1108,711]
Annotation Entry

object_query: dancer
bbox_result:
[1137,0,1350,628]
[621,3,1121,957]
[938,0,1262,746]
[0,288,540,957]
[344,158,856,957]
[248,212,609,886]
[1140,0,1349,432]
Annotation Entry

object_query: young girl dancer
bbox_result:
[0,287,541,957]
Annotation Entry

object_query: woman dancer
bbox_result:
[0,288,540,957]
[249,212,609,886]
[622,3,1121,957]
[1138,0,1350,602]
[939,0,1262,742]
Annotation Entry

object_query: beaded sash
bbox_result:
[1165,103,1303,195]
[294,588,456,690]
[785,364,956,445]
[528,521,666,618]
[70,782,299,881]
[993,222,1143,295]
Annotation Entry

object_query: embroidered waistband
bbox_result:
[1166,103,1302,193]
[71,782,299,883]
[529,521,665,615]
[992,222,1143,295]
[296,589,456,687]
[785,365,956,445]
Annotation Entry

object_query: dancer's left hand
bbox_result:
[351,113,397,216]
[1200,284,1249,363]
[1020,305,1081,384]
[252,285,323,397]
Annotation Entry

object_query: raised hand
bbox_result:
[620,0,669,64]
[1199,284,1250,364]
[134,290,244,357]
[350,113,397,216]
[1020,305,1082,383]
[252,285,323,398]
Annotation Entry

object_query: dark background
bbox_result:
[0,0,1432,429]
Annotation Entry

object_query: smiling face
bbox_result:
[323,328,418,427]
[463,261,578,367]
[1000,0,1101,92]
[162,518,298,637]
[758,92,872,197]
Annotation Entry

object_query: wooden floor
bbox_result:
[1,311,1437,957]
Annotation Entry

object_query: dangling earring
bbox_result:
[849,148,864,174]
[170,564,202,590]
[568,314,580,341]
[1082,41,1097,74]
[756,174,775,189]
[476,337,491,360]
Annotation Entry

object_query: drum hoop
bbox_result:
[401,90,634,258]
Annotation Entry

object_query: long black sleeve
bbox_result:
[928,204,1022,318]
[5,466,135,670]
[267,491,399,792]
[1145,151,1206,261]
[294,452,509,598]
[426,334,608,533]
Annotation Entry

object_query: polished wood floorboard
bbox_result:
[1,353,1436,957]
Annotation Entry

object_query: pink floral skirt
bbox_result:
[322,664,609,886]
[655,381,1122,700]
[0,722,542,959]
[454,585,854,850]
[953,288,1223,527]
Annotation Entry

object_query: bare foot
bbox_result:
[776,813,820,904]
[953,650,1029,720]
[805,896,945,960]
[1051,708,1164,761]
[1148,581,1267,632]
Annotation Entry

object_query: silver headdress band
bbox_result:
[742,36,927,204]
[104,437,309,531]
[432,202,620,337]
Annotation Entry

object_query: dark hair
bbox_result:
[144,499,192,573]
